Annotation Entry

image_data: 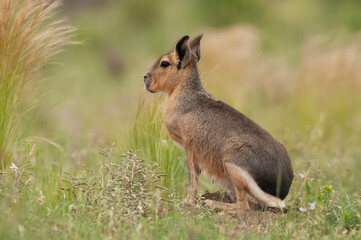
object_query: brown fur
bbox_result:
[143,35,294,211]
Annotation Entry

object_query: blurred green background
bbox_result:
[23,0,361,193]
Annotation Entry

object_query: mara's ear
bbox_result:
[174,35,191,68]
[189,34,203,62]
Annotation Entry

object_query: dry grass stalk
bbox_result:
[0,0,76,166]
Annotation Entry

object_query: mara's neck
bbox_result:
[168,67,205,97]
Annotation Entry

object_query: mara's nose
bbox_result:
[143,72,150,82]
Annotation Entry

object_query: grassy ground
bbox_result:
[1,0,361,239]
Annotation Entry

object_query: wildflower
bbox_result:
[298,171,308,179]
[299,207,307,213]
[309,202,316,210]
[109,210,114,218]
[38,191,45,206]
[9,163,18,173]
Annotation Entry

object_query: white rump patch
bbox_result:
[225,163,286,208]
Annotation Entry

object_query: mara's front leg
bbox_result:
[185,149,201,205]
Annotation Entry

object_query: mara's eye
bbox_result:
[160,61,170,68]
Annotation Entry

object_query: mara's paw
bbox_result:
[204,199,216,209]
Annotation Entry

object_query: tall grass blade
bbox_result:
[0,0,75,167]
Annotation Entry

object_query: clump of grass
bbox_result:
[0,0,75,168]
[119,94,188,194]
[60,146,172,231]
[59,145,169,226]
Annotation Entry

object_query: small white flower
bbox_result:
[161,140,168,146]
[9,163,18,173]
[298,171,308,179]
[38,191,45,205]
[309,202,316,210]
[299,207,307,213]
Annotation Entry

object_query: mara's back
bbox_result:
[172,91,293,199]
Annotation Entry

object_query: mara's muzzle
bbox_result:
[143,72,154,93]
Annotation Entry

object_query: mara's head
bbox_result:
[144,34,203,94]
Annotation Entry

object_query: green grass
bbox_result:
[119,94,188,194]
[0,140,360,239]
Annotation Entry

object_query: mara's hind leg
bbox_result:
[223,178,237,202]
[212,178,236,202]
[204,163,250,211]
